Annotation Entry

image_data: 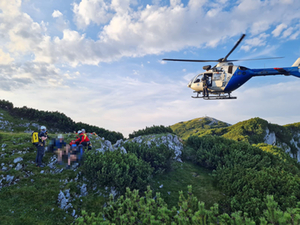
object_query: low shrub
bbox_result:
[123,142,175,173]
[75,185,300,225]
[82,149,154,195]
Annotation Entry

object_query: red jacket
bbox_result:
[75,133,90,145]
[69,140,76,146]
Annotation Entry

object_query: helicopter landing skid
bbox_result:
[191,92,236,100]
[191,95,204,98]
[203,96,237,100]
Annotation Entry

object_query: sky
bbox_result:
[1,0,300,138]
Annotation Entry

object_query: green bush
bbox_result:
[123,142,175,173]
[82,149,154,195]
[185,135,300,221]
[75,185,300,225]
[129,125,174,139]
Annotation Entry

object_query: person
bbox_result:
[75,130,91,150]
[36,125,48,167]
[202,75,209,97]
[55,134,68,165]
[66,144,84,169]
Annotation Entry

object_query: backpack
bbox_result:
[31,131,39,146]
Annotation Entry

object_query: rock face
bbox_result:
[130,133,183,162]
[263,127,300,162]
[95,133,183,162]
[264,128,276,145]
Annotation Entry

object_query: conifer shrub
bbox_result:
[185,135,300,222]
[128,125,174,139]
[82,149,154,195]
[122,142,175,173]
[75,185,300,225]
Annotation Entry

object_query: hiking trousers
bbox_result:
[36,145,44,166]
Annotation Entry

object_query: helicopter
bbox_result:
[163,34,300,100]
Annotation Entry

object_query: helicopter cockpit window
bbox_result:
[193,74,203,83]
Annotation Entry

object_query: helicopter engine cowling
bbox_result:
[203,65,211,71]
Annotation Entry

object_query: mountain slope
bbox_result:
[0,99,123,143]
[170,116,230,140]
[171,117,300,162]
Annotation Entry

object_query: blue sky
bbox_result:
[1,0,300,137]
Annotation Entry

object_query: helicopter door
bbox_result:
[212,72,223,88]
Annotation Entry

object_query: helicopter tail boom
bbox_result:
[250,66,300,78]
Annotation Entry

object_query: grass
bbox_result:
[0,131,107,225]
[150,161,224,209]
[0,129,225,224]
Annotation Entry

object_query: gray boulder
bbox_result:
[14,157,23,164]
[15,163,22,171]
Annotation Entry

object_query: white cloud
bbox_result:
[2,0,300,67]
[170,0,182,7]
[0,48,14,64]
[52,10,63,18]
[241,33,269,52]
[73,0,112,29]
[111,0,136,14]
[0,0,21,17]
[282,27,293,38]
[272,23,287,37]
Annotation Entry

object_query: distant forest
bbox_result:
[0,99,123,143]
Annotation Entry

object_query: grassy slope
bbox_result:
[0,131,223,224]
[150,161,223,209]
[170,117,229,140]
[172,117,300,148]
[0,109,38,133]
[0,132,106,225]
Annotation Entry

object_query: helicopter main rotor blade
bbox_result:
[227,57,284,61]
[163,59,220,62]
[223,34,246,62]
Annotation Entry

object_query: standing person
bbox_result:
[202,75,209,97]
[36,125,48,167]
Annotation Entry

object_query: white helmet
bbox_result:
[78,130,82,134]
[58,134,63,139]
[41,126,46,131]
[82,129,85,133]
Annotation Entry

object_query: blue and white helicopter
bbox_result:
[163,34,300,100]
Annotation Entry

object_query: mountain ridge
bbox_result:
[171,116,300,162]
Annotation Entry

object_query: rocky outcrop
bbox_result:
[95,133,183,162]
[264,127,276,145]
[264,127,300,162]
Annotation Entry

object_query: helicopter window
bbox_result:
[239,66,249,70]
[213,73,221,80]
[228,66,233,74]
[193,74,203,83]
